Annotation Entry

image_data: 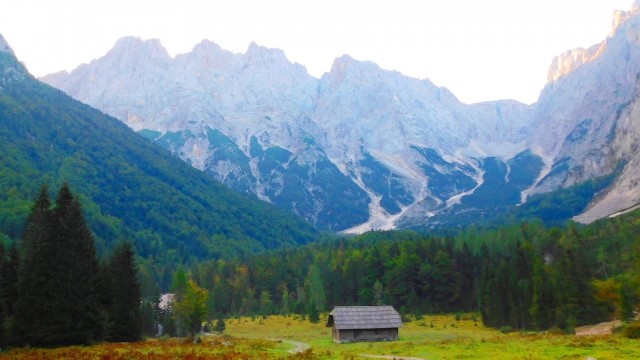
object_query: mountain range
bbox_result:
[42,3,640,232]
[0,38,316,262]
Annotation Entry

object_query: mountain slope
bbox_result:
[0,48,316,261]
[530,4,640,222]
[41,2,640,230]
[43,38,538,231]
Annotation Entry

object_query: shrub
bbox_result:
[499,326,513,334]
[624,321,640,339]
[460,313,475,321]
[547,327,564,335]
[400,314,412,323]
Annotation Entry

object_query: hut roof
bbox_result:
[326,306,403,330]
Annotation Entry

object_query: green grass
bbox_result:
[3,314,639,359]
[226,314,640,359]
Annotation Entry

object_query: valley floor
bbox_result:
[2,314,639,359]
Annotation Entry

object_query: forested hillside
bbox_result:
[179,210,640,331]
[0,51,316,267]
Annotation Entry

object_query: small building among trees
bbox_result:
[326,306,403,343]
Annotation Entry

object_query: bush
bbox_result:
[613,324,625,334]
[546,327,564,335]
[214,317,226,333]
[460,313,475,321]
[499,326,513,334]
[624,321,640,339]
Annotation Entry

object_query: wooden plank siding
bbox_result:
[326,306,403,343]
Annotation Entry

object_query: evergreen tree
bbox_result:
[160,307,177,337]
[0,242,7,347]
[1,244,19,345]
[214,316,226,333]
[280,286,290,315]
[305,262,326,313]
[510,241,533,330]
[373,280,384,305]
[97,259,114,339]
[259,290,273,315]
[4,245,19,317]
[108,241,142,342]
[50,183,102,344]
[530,254,555,329]
[554,230,602,329]
[140,300,158,337]
[15,184,103,346]
[14,186,54,346]
[307,302,320,323]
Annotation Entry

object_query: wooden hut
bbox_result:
[326,306,403,343]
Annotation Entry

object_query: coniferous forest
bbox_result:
[2,186,640,348]
[173,214,639,333]
[0,184,141,347]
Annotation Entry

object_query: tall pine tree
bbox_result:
[50,183,102,344]
[14,184,103,346]
[14,186,54,346]
[0,242,7,347]
[107,241,142,342]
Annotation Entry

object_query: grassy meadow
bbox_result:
[2,314,639,359]
[226,314,640,359]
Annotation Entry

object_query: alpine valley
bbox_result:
[43,4,640,232]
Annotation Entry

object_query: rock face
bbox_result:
[41,2,640,231]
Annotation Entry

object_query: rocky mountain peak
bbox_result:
[191,39,228,58]
[245,42,290,66]
[326,54,355,83]
[109,37,170,64]
[324,54,388,88]
[613,1,640,32]
[548,2,640,83]
[546,44,606,82]
[181,39,235,71]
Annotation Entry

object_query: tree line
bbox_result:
[0,184,141,347]
[3,184,639,348]
[170,216,639,332]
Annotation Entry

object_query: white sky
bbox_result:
[0,0,634,104]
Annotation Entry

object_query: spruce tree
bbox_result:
[50,183,102,344]
[214,316,226,333]
[108,241,142,342]
[0,242,6,347]
[0,244,19,346]
[530,254,555,330]
[140,300,158,337]
[14,186,54,346]
[97,259,114,339]
[4,246,19,316]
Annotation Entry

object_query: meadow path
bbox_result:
[270,339,310,354]
[359,354,425,360]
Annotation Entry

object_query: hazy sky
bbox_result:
[1,0,634,104]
